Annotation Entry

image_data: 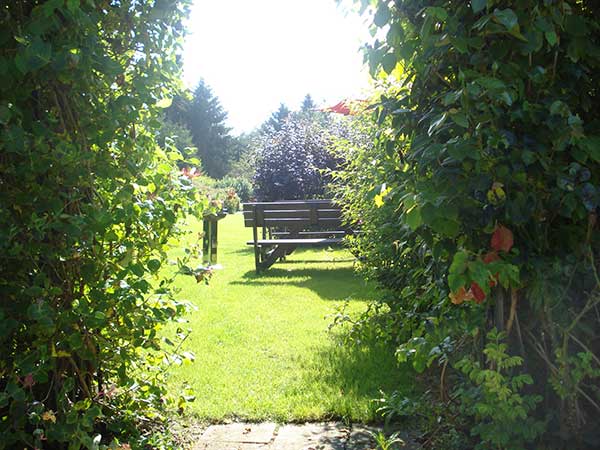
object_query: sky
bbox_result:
[181,0,372,134]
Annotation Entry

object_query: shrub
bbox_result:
[253,117,340,201]
[215,176,253,203]
[0,1,203,447]
[222,188,241,213]
[191,176,240,213]
[334,0,600,447]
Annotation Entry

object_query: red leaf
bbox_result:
[483,251,500,264]
[449,286,474,305]
[491,225,514,253]
[470,282,486,304]
[22,373,35,388]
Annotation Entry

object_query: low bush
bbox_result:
[191,176,241,213]
[215,176,253,203]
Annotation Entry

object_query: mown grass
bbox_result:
[163,213,409,423]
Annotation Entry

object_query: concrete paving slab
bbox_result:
[346,425,379,449]
[273,422,349,450]
[194,443,270,450]
[199,422,277,444]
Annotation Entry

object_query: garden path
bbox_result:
[192,421,418,449]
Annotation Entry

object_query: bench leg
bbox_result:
[257,245,291,271]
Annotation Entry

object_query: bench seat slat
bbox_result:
[246,238,343,246]
[271,231,346,237]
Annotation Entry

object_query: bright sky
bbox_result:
[181,0,372,134]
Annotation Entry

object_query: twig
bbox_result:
[568,332,600,367]
[440,359,449,402]
[506,288,518,334]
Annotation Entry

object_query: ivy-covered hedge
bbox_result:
[334,1,600,447]
[0,1,203,448]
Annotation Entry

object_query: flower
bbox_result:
[41,410,56,423]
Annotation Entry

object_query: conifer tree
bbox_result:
[264,103,291,132]
[301,93,316,113]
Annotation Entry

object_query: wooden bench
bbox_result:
[243,199,348,271]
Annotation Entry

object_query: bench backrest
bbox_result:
[243,200,343,229]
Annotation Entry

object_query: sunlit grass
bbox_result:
[162,213,409,422]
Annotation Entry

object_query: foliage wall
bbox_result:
[334,0,600,447]
[0,1,203,447]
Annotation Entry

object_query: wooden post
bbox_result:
[252,205,260,271]
[210,218,218,264]
[202,218,210,265]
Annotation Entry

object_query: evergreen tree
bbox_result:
[187,80,234,178]
[301,93,316,113]
[264,103,290,132]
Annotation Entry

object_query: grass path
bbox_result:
[164,213,407,423]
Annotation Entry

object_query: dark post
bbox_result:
[202,211,227,265]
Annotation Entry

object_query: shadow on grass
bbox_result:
[230,246,254,255]
[230,266,375,302]
[299,337,414,423]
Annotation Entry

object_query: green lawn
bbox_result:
[163,213,407,423]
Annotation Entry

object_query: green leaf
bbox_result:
[475,77,505,91]
[428,113,447,136]
[156,97,173,108]
[579,136,600,162]
[431,217,460,237]
[148,259,161,272]
[450,111,469,128]
[374,4,391,28]
[545,31,558,47]
[500,91,513,106]
[14,37,52,74]
[404,205,422,230]
[382,53,397,74]
[493,8,519,31]
[426,7,448,21]
[471,0,486,13]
